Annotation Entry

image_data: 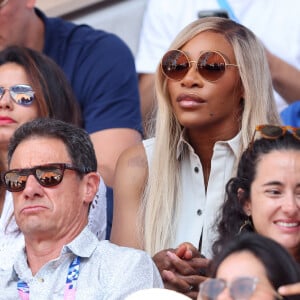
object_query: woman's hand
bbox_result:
[153,243,210,299]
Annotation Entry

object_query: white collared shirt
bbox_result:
[144,132,241,258]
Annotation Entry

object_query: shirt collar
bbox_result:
[63,226,98,258]
[176,129,241,159]
[14,227,98,275]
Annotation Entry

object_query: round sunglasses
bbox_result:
[198,277,283,300]
[2,163,90,192]
[161,49,238,82]
[0,84,35,106]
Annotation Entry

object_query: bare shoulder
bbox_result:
[114,143,148,193]
[111,143,148,246]
[116,143,148,173]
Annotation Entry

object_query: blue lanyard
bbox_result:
[17,256,81,300]
[217,0,239,23]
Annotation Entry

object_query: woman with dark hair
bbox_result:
[0,45,82,127]
[212,125,300,297]
[0,46,106,269]
[199,233,300,300]
[213,126,300,259]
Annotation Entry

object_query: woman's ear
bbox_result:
[237,187,244,200]
[243,201,252,216]
[237,188,252,215]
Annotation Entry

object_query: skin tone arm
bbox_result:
[90,128,141,188]
[110,143,147,248]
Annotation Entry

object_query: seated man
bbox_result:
[0,118,162,299]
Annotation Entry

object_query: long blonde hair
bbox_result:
[141,17,281,255]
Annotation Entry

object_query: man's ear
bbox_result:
[83,172,100,205]
[237,188,252,215]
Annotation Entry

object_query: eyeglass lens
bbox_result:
[3,164,66,192]
[161,50,228,82]
[199,277,256,300]
[0,85,34,106]
[258,125,300,140]
[229,277,256,299]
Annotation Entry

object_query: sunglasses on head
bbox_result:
[250,125,300,147]
[0,84,35,106]
[198,277,283,300]
[161,49,238,82]
[2,163,89,192]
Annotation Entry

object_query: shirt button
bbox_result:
[197,209,202,216]
[194,166,199,173]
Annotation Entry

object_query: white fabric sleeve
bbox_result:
[88,176,107,240]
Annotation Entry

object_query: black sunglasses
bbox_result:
[161,49,238,82]
[2,163,90,192]
[0,84,35,106]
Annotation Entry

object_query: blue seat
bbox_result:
[280,101,300,126]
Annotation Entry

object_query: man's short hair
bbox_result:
[7,118,97,173]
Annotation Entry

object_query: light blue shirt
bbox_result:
[0,227,163,300]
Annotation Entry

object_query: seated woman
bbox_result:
[0,46,106,269]
[213,125,300,297]
[199,233,300,300]
[111,16,280,298]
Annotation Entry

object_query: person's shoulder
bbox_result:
[44,11,127,49]
[95,241,163,291]
[114,142,148,189]
[117,142,148,168]
[97,240,151,263]
[0,266,16,297]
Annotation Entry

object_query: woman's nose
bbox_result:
[0,88,13,109]
[180,62,205,88]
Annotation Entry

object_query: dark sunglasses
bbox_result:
[199,277,283,300]
[0,84,35,106]
[161,49,238,82]
[2,163,90,192]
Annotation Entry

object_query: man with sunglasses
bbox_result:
[0,0,143,238]
[0,118,162,299]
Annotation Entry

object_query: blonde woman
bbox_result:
[111,17,280,298]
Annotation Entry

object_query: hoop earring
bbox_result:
[238,216,253,234]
